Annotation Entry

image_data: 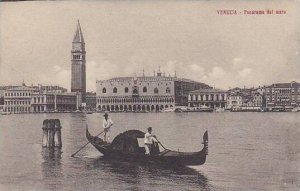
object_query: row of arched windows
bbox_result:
[5,92,31,97]
[97,97,174,104]
[98,104,174,112]
[102,87,171,94]
[5,106,31,113]
[278,89,291,94]
[73,55,81,59]
[5,101,31,105]
[190,94,226,101]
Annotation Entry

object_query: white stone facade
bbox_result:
[3,86,36,113]
[265,81,300,110]
[3,85,80,113]
[31,92,79,112]
[226,94,243,110]
[188,89,228,108]
[96,76,176,111]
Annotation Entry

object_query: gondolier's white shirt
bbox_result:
[103,118,113,130]
[144,132,155,144]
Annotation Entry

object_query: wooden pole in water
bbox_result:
[42,119,49,147]
[54,119,62,148]
[46,119,51,147]
[48,120,55,147]
[42,119,63,148]
[54,94,57,112]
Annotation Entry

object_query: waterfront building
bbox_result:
[228,86,266,111]
[0,96,3,106]
[71,20,86,103]
[0,89,4,112]
[265,81,300,111]
[0,86,18,105]
[3,85,37,113]
[0,87,5,101]
[255,86,266,96]
[31,92,79,112]
[241,92,263,111]
[3,84,79,113]
[226,93,243,111]
[86,92,96,111]
[33,85,67,93]
[96,70,211,112]
[188,89,228,108]
[0,98,3,107]
[229,87,254,99]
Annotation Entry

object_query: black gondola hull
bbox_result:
[86,128,208,166]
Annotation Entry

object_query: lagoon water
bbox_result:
[0,112,300,191]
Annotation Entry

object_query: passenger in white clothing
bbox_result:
[144,127,157,155]
[103,112,113,142]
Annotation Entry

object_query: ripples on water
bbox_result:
[0,112,299,190]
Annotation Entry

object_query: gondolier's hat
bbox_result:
[103,112,109,117]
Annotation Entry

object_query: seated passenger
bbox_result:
[144,127,157,155]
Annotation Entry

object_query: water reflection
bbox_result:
[41,148,64,190]
[86,157,213,191]
[66,113,87,156]
[1,112,299,190]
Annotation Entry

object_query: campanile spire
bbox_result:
[73,20,85,43]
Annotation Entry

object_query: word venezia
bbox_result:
[217,9,287,15]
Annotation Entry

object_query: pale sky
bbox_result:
[0,1,300,91]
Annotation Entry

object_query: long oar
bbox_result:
[71,126,105,157]
[154,137,168,151]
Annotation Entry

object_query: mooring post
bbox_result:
[54,119,62,148]
[48,120,55,147]
[46,119,52,147]
[42,119,49,147]
[42,119,63,148]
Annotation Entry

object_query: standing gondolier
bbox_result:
[144,127,157,155]
[103,112,113,142]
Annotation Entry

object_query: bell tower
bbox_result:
[71,20,86,103]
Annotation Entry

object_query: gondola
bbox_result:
[86,127,208,166]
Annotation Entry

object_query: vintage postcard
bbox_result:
[0,1,299,190]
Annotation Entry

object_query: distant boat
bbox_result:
[161,108,175,112]
[214,107,225,112]
[187,105,214,112]
[174,108,183,112]
[174,106,188,112]
[272,108,289,112]
[0,111,11,115]
[174,106,213,112]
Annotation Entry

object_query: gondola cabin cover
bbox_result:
[110,130,149,154]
